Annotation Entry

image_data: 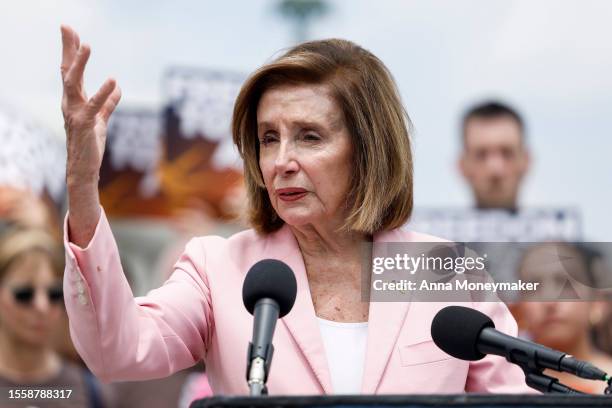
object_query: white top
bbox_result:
[317,318,368,394]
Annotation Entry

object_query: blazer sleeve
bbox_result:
[465,301,537,393]
[63,207,213,383]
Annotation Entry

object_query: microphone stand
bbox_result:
[524,371,584,394]
[246,344,272,396]
[245,298,278,396]
[516,354,612,395]
[489,334,586,394]
[517,361,584,394]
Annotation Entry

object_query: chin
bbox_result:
[277,211,318,228]
[481,197,514,209]
[19,330,51,348]
[281,216,314,228]
[537,336,574,352]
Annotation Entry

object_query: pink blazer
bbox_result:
[63,208,532,395]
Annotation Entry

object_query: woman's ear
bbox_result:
[589,300,606,327]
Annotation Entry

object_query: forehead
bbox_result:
[519,245,596,298]
[257,83,343,128]
[2,252,58,286]
[464,116,523,149]
[519,244,586,279]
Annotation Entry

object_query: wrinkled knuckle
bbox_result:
[64,77,77,90]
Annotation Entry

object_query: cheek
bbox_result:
[558,302,590,323]
[520,304,545,326]
[47,306,63,322]
[259,156,275,187]
[315,148,352,192]
[0,296,24,329]
[308,162,347,209]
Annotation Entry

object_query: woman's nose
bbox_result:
[274,140,299,175]
[32,291,51,313]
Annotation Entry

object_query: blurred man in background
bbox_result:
[458,101,530,211]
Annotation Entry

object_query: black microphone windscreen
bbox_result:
[431,305,495,361]
[242,259,297,318]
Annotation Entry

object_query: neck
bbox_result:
[476,201,518,213]
[290,221,370,284]
[0,330,59,382]
[290,222,368,260]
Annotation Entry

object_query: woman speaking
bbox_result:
[60,25,529,395]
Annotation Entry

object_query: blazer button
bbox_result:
[76,281,85,294]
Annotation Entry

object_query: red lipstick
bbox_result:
[276,188,308,202]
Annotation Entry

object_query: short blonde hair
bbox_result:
[0,228,64,283]
[233,39,413,234]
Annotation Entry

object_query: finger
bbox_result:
[86,78,118,116]
[73,33,82,89]
[63,44,91,101]
[99,84,122,122]
[60,25,79,79]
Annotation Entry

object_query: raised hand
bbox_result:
[61,25,121,185]
[60,25,121,246]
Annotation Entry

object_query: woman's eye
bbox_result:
[260,134,278,145]
[303,133,320,141]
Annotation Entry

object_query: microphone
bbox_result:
[431,306,608,383]
[242,259,297,396]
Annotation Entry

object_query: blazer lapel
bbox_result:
[269,225,334,394]
[361,229,413,394]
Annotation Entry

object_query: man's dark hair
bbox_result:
[462,101,525,144]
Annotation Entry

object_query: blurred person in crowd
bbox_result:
[516,242,612,394]
[0,187,81,366]
[0,187,61,239]
[596,304,612,357]
[59,24,531,395]
[577,245,612,357]
[0,227,115,406]
[458,101,530,211]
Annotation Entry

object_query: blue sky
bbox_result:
[1,0,611,239]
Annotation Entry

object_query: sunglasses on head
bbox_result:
[11,286,63,306]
